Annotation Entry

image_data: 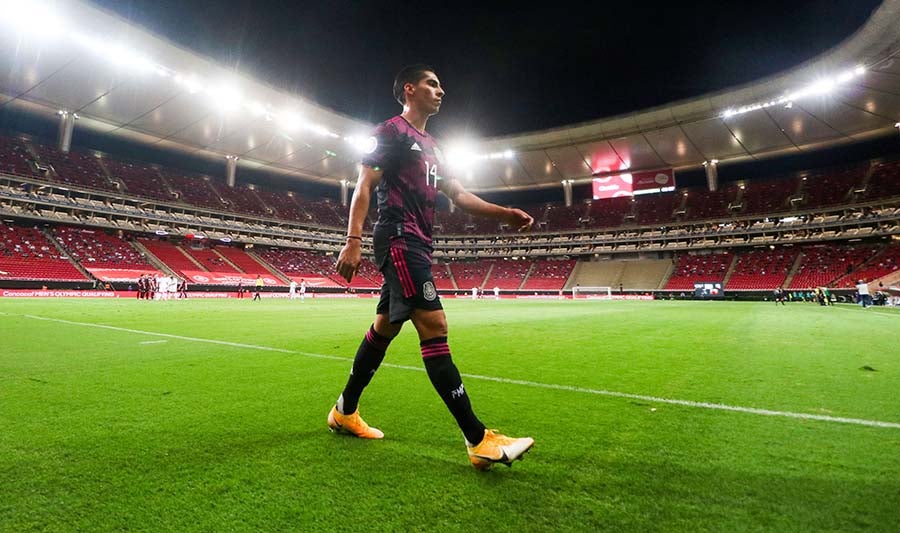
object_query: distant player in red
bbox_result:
[329,64,535,470]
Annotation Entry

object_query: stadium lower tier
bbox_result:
[0,220,897,296]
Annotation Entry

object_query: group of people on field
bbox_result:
[136,273,187,300]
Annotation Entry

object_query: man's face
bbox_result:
[406,71,444,115]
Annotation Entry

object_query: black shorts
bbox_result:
[374,235,442,323]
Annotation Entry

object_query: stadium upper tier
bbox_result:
[2,0,900,191]
[1,133,899,237]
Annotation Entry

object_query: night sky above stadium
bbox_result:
[92,0,880,140]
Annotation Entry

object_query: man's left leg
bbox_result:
[411,308,534,470]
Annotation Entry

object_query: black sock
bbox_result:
[337,325,393,414]
[421,337,486,445]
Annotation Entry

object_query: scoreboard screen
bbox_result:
[694,282,724,299]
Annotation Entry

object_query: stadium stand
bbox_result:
[586,197,632,228]
[138,237,205,276]
[567,260,624,289]
[53,225,150,268]
[484,259,532,290]
[617,260,674,291]
[634,194,679,226]
[0,221,87,281]
[544,203,586,231]
[0,136,38,177]
[214,246,276,276]
[254,247,344,288]
[162,172,225,211]
[664,252,733,290]
[739,177,799,216]
[449,260,492,290]
[788,244,877,289]
[34,144,115,192]
[212,182,271,217]
[103,159,174,202]
[799,166,864,208]
[432,262,455,290]
[865,161,900,200]
[682,186,736,221]
[182,244,241,273]
[832,243,900,287]
[726,248,799,290]
[523,259,574,290]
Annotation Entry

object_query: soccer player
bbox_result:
[253,275,263,301]
[329,64,535,470]
[289,279,298,300]
[300,278,307,302]
[856,280,871,308]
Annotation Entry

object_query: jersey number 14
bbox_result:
[425,161,439,188]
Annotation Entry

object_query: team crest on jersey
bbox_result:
[422,281,437,301]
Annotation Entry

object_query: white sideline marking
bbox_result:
[139,340,168,345]
[20,313,900,430]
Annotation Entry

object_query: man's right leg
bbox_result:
[328,313,401,439]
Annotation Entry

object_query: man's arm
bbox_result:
[335,166,383,282]
[439,178,533,231]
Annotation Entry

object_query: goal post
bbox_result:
[572,286,613,299]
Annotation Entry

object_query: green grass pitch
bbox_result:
[1,298,899,531]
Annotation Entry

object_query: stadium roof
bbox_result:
[2,0,900,192]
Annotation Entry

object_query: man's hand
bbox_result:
[506,208,534,232]
[336,239,362,282]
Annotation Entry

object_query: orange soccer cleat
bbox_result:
[466,429,534,471]
[327,406,384,439]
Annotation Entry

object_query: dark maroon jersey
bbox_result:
[362,115,443,247]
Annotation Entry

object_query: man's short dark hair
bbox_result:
[393,64,435,105]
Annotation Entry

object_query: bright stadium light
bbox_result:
[174,74,205,94]
[345,135,378,154]
[206,84,243,114]
[722,64,866,119]
[445,142,478,170]
[0,0,64,35]
[246,101,268,117]
[278,111,303,132]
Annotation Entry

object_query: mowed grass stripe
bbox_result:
[16,311,900,430]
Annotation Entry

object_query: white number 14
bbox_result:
[425,161,439,188]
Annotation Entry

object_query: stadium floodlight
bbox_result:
[174,75,205,94]
[345,135,377,154]
[445,141,478,170]
[722,64,866,119]
[206,84,243,114]
[0,0,64,35]
[277,111,303,132]
[246,101,268,117]
[306,123,337,137]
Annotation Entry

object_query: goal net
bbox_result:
[572,286,613,300]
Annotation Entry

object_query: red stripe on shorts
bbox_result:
[390,240,417,299]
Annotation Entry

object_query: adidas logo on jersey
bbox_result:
[410,142,422,151]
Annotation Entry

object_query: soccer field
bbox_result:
[1,298,898,531]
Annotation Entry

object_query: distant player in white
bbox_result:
[856,280,871,308]
[300,278,307,302]
[167,276,177,300]
[154,275,164,300]
[471,286,478,300]
[493,286,500,300]
[289,280,298,300]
